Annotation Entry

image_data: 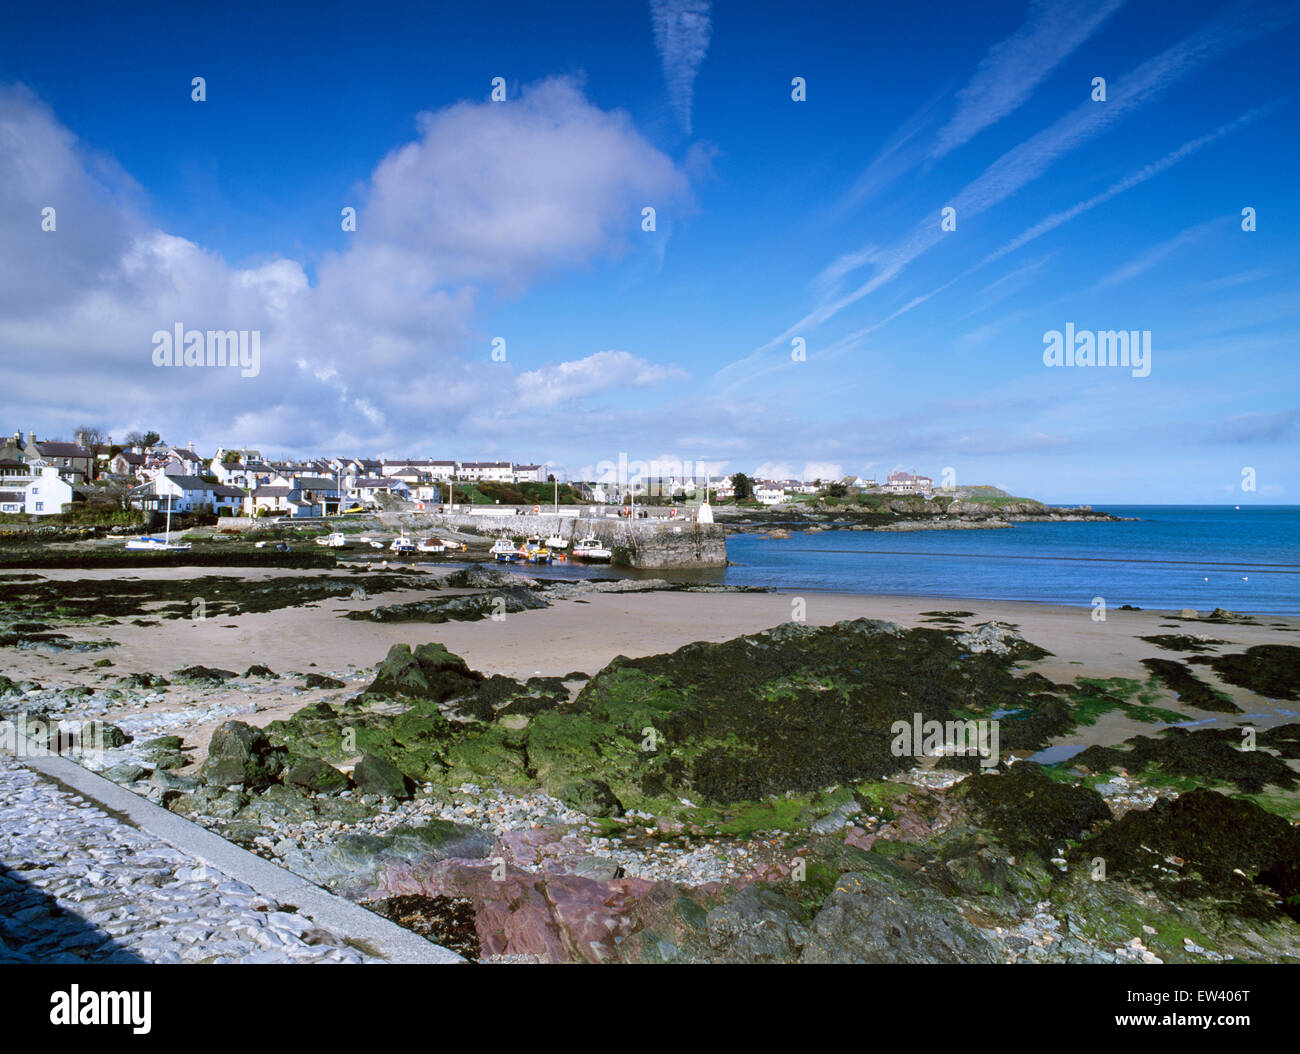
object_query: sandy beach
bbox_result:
[5,566,1297,767]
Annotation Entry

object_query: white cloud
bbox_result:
[731,4,1295,374]
[650,0,712,134]
[801,461,843,482]
[0,78,692,456]
[513,351,687,409]
[932,0,1128,159]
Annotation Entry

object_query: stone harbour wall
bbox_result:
[380,510,728,569]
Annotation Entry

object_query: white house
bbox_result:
[109,450,148,478]
[754,485,789,506]
[883,470,933,495]
[513,463,546,484]
[458,461,513,482]
[0,489,25,514]
[347,476,411,501]
[25,466,76,515]
[133,475,245,514]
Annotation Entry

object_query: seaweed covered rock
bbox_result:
[444,566,538,590]
[1191,645,1300,701]
[459,675,568,722]
[959,762,1110,858]
[199,720,284,789]
[366,642,482,701]
[267,620,1072,822]
[556,778,623,817]
[116,672,169,689]
[570,618,1070,805]
[1074,727,1298,794]
[353,753,414,799]
[1072,788,1300,920]
[171,665,238,687]
[303,673,346,690]
[1139,658,1238,712]
[346,587,547,624]
[956,621,1050,661]
[284,756,350,795]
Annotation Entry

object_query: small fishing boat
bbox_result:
[545,533,569,549]
[369,540,384,550]
[390,534,417,553]
[520,536,552,564]
[315,532,350,548]
[416,537,446,553]
[491,537,521,561]
[573,536,612,561]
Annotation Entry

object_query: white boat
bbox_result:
[315,532,350,548]
[573,536,612,561]
[390,534,417,553]
[416,537,446,553]
[123,502,191,551]
[545,533,569,549]
[369,540,384,549]
[124,536,190,551]
[490,537,521,561]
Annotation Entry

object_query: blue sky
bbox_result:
[1,0,1296,502]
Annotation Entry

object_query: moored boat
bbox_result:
[573,536,612,561]
[490,537,521,561]
[416,537,446,553]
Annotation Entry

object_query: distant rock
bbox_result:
[302,673,346,690]
[172,665,238,687]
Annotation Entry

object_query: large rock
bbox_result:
[703,885,809,963]
[803,871,999,963]
[284,756,349,795]
[366,643,482,701]
[200,720,283,789]
[353,753,414,798]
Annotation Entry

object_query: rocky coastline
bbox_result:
[3,568,1297,964]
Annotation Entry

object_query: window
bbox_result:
[35,502,43,511]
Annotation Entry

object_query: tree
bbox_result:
[123,430,160,450]
[731,472,754,501]
[222,450,242,464]
[75,426,107,450]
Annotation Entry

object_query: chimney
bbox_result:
[27,431,36,447]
